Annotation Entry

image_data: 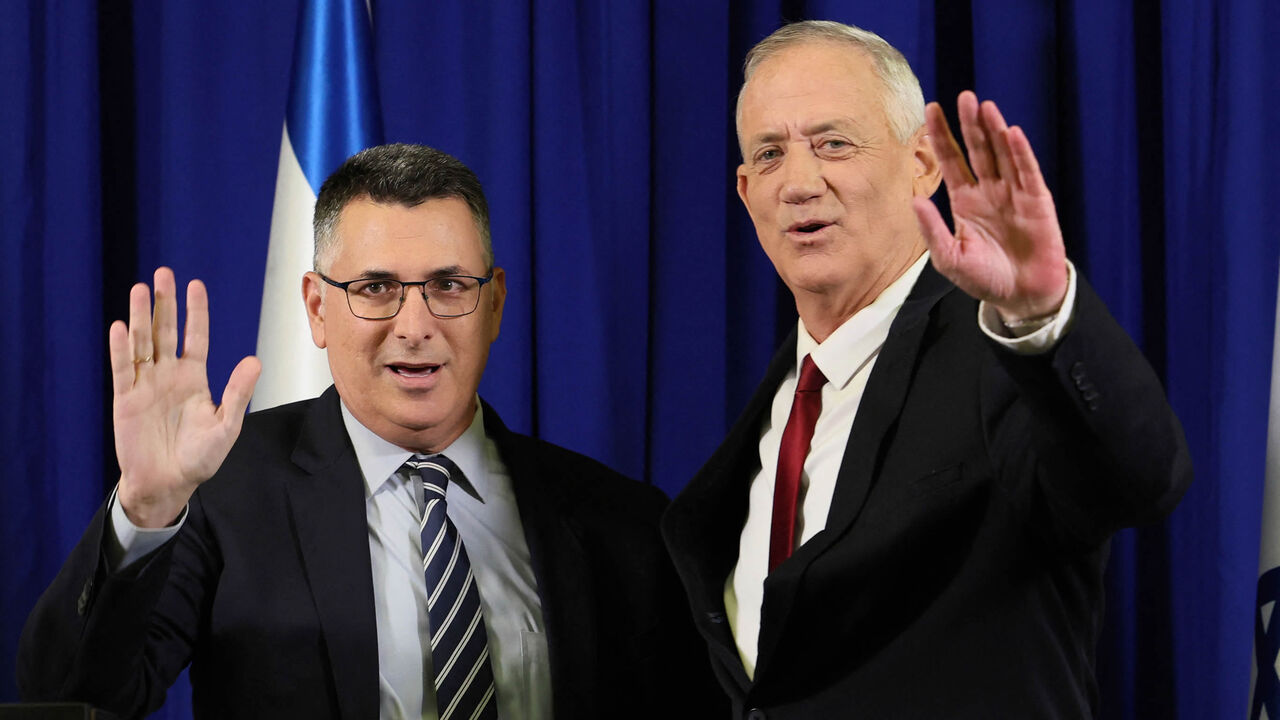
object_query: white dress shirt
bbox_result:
[108,397,552,720]
[724,254,1079,678]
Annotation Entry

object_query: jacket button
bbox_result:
[76,579,93,615]
[1070,361,1087,381]
[746,709,767,720]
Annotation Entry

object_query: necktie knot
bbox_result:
[405,454,458,502]
[796,354,827,393]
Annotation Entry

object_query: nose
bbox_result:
[392,286,437,339]
[779,147,826,204]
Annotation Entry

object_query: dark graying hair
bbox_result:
[313,143,492,272]
[736,20,926,145]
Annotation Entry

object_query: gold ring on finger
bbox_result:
[133,355,153,364]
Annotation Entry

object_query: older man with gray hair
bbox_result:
[663,20,1191,719]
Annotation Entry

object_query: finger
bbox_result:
[1007,126,1050,196]
[980,101,1019,189]
[912,197,962,273]
[924,101,975,190]
[184,279,210,363]
[108,320,135,395]
[128,281,154,363]
[152,267,179,361]
[957,91,998,181]
[217,356,262,433]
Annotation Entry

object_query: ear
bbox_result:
[911,127,943,198]
[302,272,328,349]
[736,163,753,213]
[486,267,507,343]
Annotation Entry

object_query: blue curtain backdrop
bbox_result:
[2,1,1277,718]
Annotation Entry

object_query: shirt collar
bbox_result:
[340,398,489,501]
[797,252,930,390]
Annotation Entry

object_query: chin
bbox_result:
[390,407,449,433]
[784,269,848,295]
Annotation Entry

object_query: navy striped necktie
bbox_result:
[403,454,498,720]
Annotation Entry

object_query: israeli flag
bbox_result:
[1252,263,1280,720]
[253,0,383,411]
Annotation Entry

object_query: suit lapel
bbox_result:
[285,387,379,720]
[755,263,955,675]
[482,402,598,716]
[663,334,799,693]
[821,263,954,540]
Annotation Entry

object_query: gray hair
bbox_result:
[313,143,493,273]
[736,20,926,146]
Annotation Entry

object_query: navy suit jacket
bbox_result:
[20,388,722,719]
[662,264,1192,719]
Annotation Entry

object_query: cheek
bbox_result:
[747,182,777,216]
[333,326,383,367]
[843,173,900,221]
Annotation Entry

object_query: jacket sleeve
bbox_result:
[983,274,1193,549]
[17,493,218,719]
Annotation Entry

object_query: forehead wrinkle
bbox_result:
[801,117,864,138]
[739,42,890,144]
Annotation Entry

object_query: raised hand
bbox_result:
[108,268,261,528]
[913,91,1069,323]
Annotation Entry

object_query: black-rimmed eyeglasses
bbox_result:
[317,272,494,319]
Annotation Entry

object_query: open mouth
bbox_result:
[389,364,440,378]
[790,221,831,234]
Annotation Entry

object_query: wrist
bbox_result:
[118,481,188,529]
[992,281,1069,328]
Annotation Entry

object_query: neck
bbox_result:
[795,245,925,343]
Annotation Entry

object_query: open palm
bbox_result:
[913,91,1068,322]
[109,268,260,528]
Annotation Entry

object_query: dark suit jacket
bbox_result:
[662,265,1192,719]
[20,388,721,719]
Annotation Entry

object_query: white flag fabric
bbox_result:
[1251,263,1280,720]
[252,0,382,411]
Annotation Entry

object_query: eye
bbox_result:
[754,147,782,164]
[427,277,473,294]
[352,280,398,297]
[816,137,855,157]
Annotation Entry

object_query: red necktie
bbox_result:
[769,354,827,572]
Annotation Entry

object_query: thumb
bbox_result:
[913,197,960,275]
[217,356,262,432]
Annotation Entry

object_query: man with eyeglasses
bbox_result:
[19,143,720,719]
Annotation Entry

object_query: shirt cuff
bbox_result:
[977,260,1078,355]
[106,484,187,570]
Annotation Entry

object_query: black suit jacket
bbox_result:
[662,265,1192,719]
[20,388,721,719]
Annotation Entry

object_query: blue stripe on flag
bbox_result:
[286,0,384,194]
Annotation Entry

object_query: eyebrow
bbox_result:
[344,269,397,281]
[426,265,469,278]
[747,119,860,147]
[352,265,471,280]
